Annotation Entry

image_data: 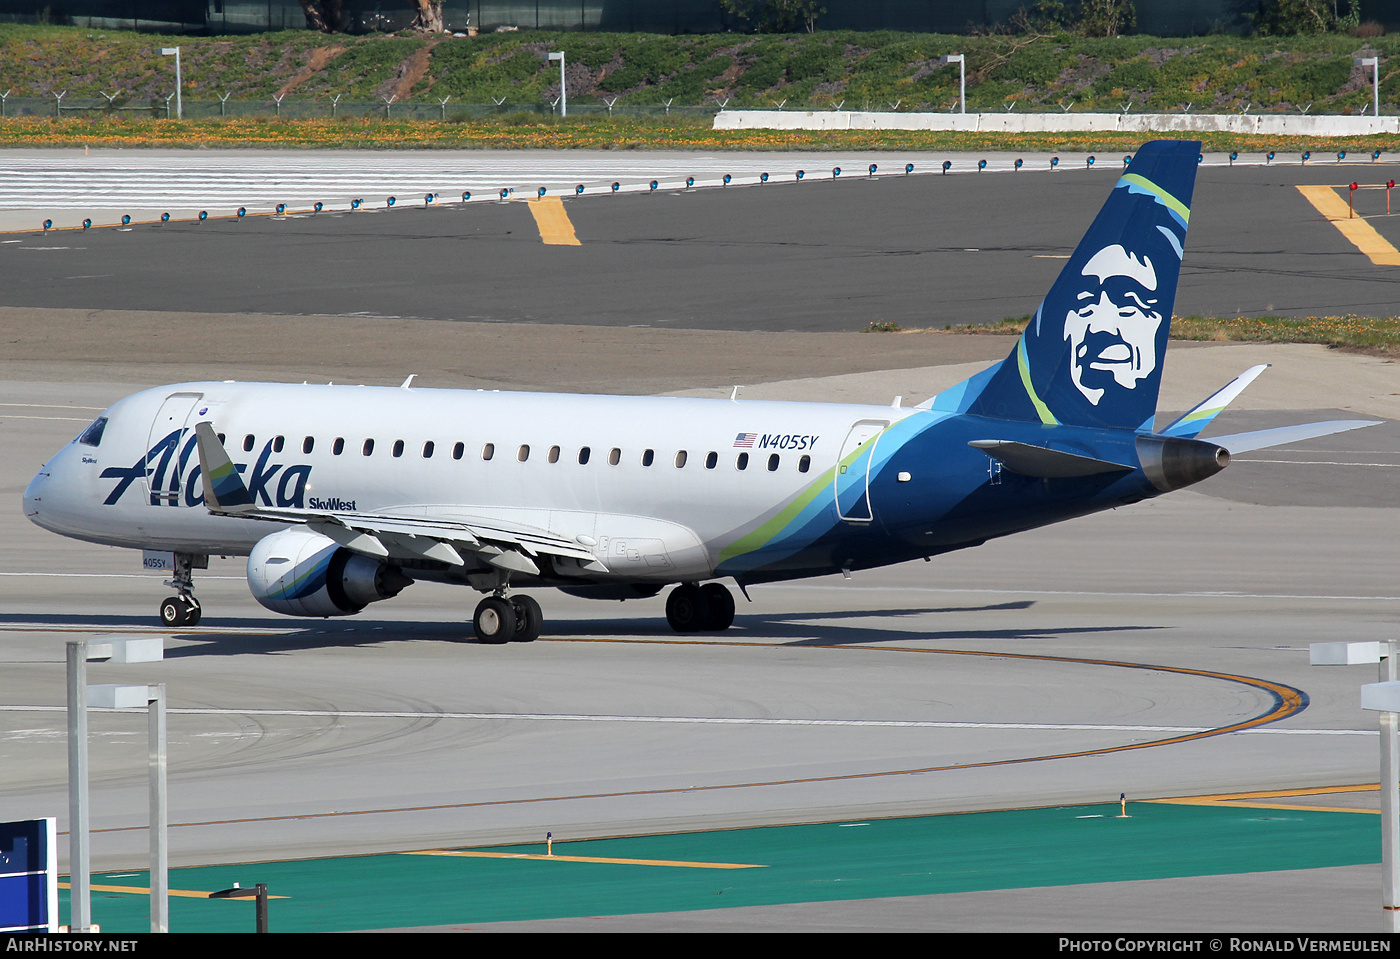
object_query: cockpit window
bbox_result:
[76,417,108,447]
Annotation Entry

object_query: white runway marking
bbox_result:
[1,414,100,421]
[1237,458,1400,468]
[0,702,1369,734]
[0,577,1394,601]
[776,583,1400,602]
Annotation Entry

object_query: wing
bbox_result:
[193,422,607,576]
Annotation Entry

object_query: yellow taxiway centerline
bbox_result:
[404,849,764,869]
[1297,184,1400,265]
[526,196,581,246]
[1148,783,1380,814]
[59,881,289,899]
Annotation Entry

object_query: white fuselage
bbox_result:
[25,381,922,583]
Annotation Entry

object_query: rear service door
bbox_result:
[834,419,888,522]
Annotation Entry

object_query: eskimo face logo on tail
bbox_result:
[1063,244,1163,406]
[101,430,311,508]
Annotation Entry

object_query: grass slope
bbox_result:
[3,24,1399,114]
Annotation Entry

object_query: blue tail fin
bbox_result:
[967,140,1200,432]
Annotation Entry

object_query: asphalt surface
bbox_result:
[1,149,1397,932]
[3,157,1400,329]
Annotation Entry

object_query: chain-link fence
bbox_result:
[0,96,727,119]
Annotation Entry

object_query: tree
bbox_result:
[297,0,347,33]
[1254,0,1360,35]
[721,0,827,34]
[1077,0,1137,37]
[1011,0,1136,36]
[298,0,447,33]
[412,0,446,33]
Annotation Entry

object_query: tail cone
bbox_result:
[1136,434,1229,492]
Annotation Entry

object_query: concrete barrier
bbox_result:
[714,110,1400,137]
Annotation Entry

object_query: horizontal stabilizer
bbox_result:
[1160,364,1270,439]
[1206,419,1381,454]
[193,422,256,513]
[969,440,1134,478]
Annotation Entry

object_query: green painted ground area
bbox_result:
[68,802,1380,932]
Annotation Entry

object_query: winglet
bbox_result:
[193,422,256,513]
[1160,364,1270,438]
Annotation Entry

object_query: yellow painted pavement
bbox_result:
[1297,184,1400,266]
[526,196,580,246]
[404,848,764,869]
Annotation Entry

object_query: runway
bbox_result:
[1,147,1398,930]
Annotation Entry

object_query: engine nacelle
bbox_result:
[247,528,411,617]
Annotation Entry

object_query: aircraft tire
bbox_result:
[665,584,710,633]
[183,596,202,628]
[699,584,735,631]
[510,595,543,642]
[159,596,188,628]
[474,597,517,645]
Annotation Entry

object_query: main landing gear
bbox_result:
[665,583,735,633]
[158,552,203,628]
[473,593,543,644]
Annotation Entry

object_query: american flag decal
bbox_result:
[733,433,757,448]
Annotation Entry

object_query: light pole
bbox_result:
[941,54,966,115]
[1357,56,1381,117]
[1361,641,1400,932]
[548,51,565,117]
[66,639,166,933]
[160,47,182,119]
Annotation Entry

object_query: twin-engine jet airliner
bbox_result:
[23,141,1377,641]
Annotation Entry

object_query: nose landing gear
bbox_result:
[157,552,204,627]
[159,593,201,628]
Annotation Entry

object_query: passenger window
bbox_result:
[578,446,591,465]
[705,451,718,469]
[736,453,749,470]
[482,443,495,461]
[674,451,687,468]
[243,435,255,452]
[548,445,560,464]
[302,436,314,455]
[452,442,464,460]
[423,441,435,458]
[642,449,654,467]
[333,437,344,456]
[217,433,226,444]
[272,435,285,453]
[76,417,108,447]
[799,454,811,473]
[768,454,779,472]
[392,440,405,458]
[518,445,530,462]
[609,448,621,466]
[362,439,375,456]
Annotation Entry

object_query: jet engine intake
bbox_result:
[247,527,411,617]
